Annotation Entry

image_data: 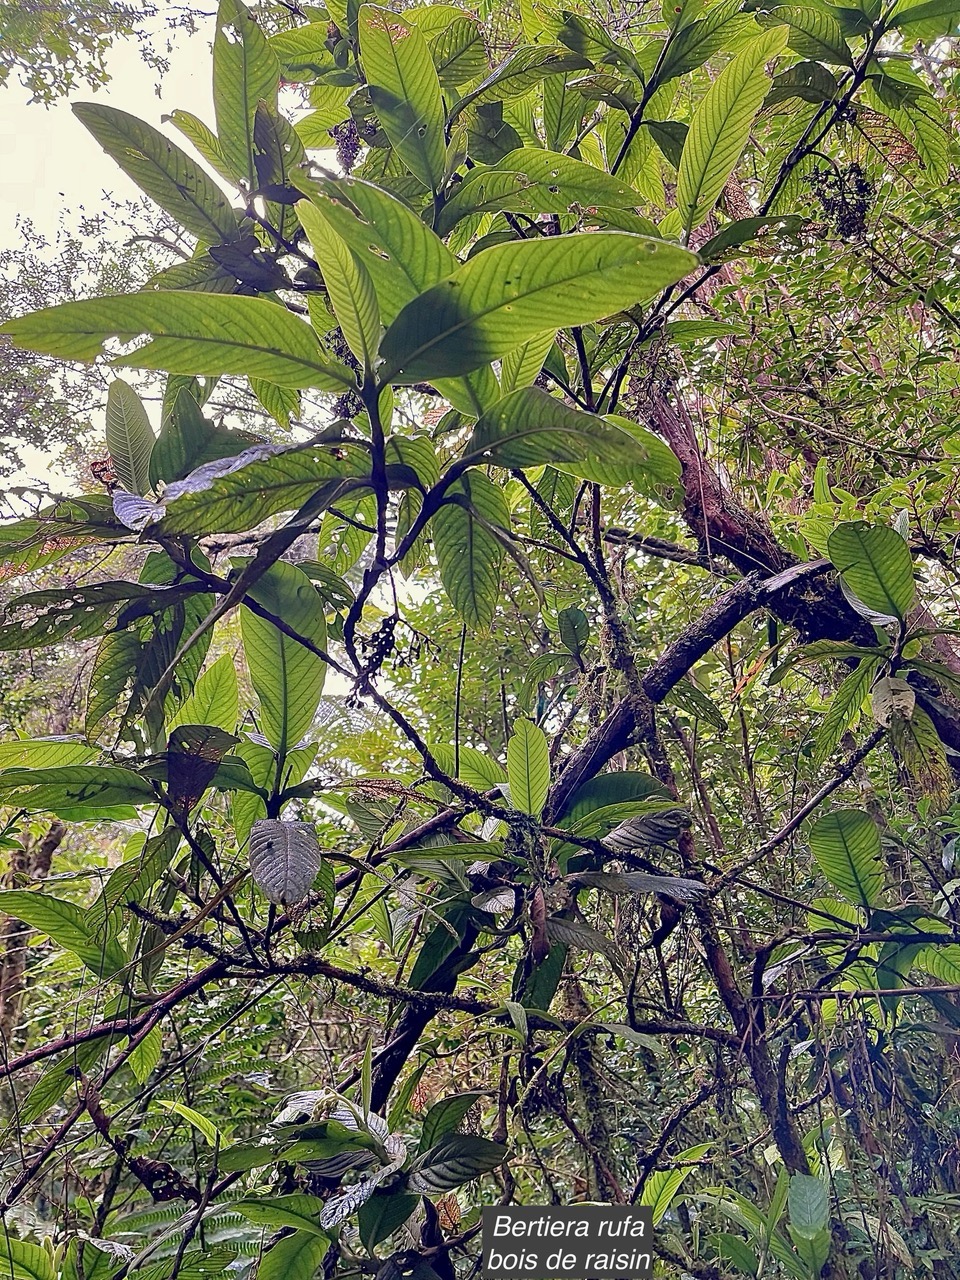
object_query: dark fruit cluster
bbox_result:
[806,162,872,239]
[326,326,364,419]
[329,119,361,174]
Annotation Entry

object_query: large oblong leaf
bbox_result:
[769,7,854,64]
[359,4,447,191]
[676,28,789,232]
[437,148,646,232]
[407,1133,507,1192]
[827,521,916,621]
[257,1230,330,1280]
[468,387,662,473]
[105,379,155,496]
[809,809,884,908]
[298,176,456,324]
[249,819,322,905]
[151,441,370,536]
[0,1238,56,1280]
[380,232,697,382]
[431,472,510,630]
[213,0,280,185]
[72,103,240,244]
[0,294,356,390]
[298,201,380,369]
[240,561,328,756]
[507,718,550,817]
[233,1195,328,1236]
[0,890,127,977]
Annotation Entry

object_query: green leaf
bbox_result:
[639,1143,710,1224]
[152,440,370,536]
[15,1035,113,1127]
[105,379,155,497]
[814,657,879,765]
[558,607,589,658]
[297,176,455,324]
[698,215,806,263]
[0,1238,56,1280]
[890,704,951,805]
[168,108,237,185]
[827,521,916,620]
[241,562,327,755]
[0,764,156,810]
[418,1090,488,1154]
[427,743,507,790]
[557,770,670,825]
[72,103,240,244]
[358,1192,420,1250]
[438,148,645,232]
[0,890,127,977]
[499,331,556,395]
[888,0,960,26]
[150,383,254,488]
[656,0,753,85]
[768,6,854,64]
[157,1099,224,1146]
[233,1194,328,1236]
[167,654,239,734]
[255,100,307,234]
[359,4,447,191]
[251,378,300,429]
[89,828,181,932]
[407,1134,507,1192]
[298,201,380,369]
[0,294,356,390]
[468,387,672,476]
[558,11,643,75]
[450,45,590,119]
[809,809,884,908]
[129,1026,163,1084]
[506,718,550,817]
[676,28,789,232]
[213,0,279,186]
[426,14,487,86]
[380,232,697,382]
[788,1175,830,1240]
[0,738,95,770]
[257,1231,330,1280]
[431,472,510,630]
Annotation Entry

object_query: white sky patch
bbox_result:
[0,17,216,242]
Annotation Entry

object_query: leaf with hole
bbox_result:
[380,232,697,382]
[298,201,380,369]
[249,819,322,905]
[213,0,279,185]
[431,472,510,630]
[359,5,447,191]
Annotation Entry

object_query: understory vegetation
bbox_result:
[3,0,960,1275]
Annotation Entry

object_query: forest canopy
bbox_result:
[2,0,960,1276]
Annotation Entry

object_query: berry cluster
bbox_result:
[806,162,873,239]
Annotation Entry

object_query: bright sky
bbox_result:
[1,15,217,488]
[0,18,216,242]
